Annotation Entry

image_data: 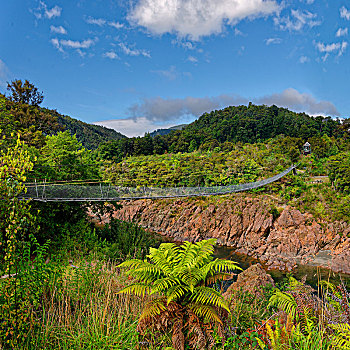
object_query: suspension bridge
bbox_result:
[20,165,297,202]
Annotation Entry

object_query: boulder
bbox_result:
[223,263,275,299]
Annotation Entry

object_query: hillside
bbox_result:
[148,123,188,137]
[0,93,126,149]
[51,110,126,149]
[98,103,348,160]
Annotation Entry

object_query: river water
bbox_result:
[214,245,350,288]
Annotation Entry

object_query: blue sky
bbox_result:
[1,0,350,136]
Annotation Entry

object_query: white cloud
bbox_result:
[86,16,106,26]
[103,51,119,59]
[108,21,124,29]
[258,88,339,116]
[128,94,248,121]
[336,27,348,37]
[126,88,339,124]
[299,55,309,63]
[45,4,61,18]
[96,88,340,136]
[265,37,282,45]
[315,40,348,60]
[234,28,245,36]
[274,9,320,31]
[128,0,280,40]
[152,65,178,80]
[119,42,151,57]
[32,2,61,19]
[94,117,181,137]
[51,37,96,53]
[187,55,198,63]
[340,6,350,20]
[50,25,67,34]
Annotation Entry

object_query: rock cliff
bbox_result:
[106,195,350,274]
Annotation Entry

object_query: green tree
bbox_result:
[118,239,241,350]
[7,79,44,106]
[37,131,99,180]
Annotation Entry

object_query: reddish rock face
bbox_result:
[223,263,275,299]
[107,195,350,274]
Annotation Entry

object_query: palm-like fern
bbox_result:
[118,239,241,350]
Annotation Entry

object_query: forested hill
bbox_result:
[0,92,125,149]
[46,109,126,149]
[98,103,349,161]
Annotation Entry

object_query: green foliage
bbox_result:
[98,103,345,159]
[118,239,241,350]
[0,135,59,348]
[328,152,350,193]
[32,130,100,181]
[96,218,161,262]
[7,79,44,106]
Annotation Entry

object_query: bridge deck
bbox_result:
[20,165,296,202]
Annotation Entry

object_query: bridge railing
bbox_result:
[20,165,296,202]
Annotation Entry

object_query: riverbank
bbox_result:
[99,194,350,275]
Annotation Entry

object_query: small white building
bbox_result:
[303,142,311,155]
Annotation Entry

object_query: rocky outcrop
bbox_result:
[106,195,350,274]
[223,263,275,298]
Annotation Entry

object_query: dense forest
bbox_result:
[98,102,348,163]
[1,80,350,349]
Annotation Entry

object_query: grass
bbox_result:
[21,260,146,350]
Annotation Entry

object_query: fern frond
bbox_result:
[330,323,350,350]
[152,277,182,294]
[189,303,222,324]
[205,273,232,286]
[190,239,216,268]
[117,283,151,297]
[201,259,241,277]
[190,286,230,312]
[268,290,298,320]
[139,297,167,321]
[117,258,144,269]
[166,285,191,304]
[125,261,165,281]
[148,243,180,274]
[177,267,204,290]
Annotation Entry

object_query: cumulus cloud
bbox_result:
[128,94,248,121]
[50,25,67,34]
[128,0,280,40]
[336,27,348,37]
[265,37,282,45]
[119,42,151,57]
[94,117,181,137]
[340,6,350,20]
[257,88,340,116]
[32,1,61,19]
[103,51,119,59]
[128,89,339,122]
[274,9,320,31]
[95,88,340,136]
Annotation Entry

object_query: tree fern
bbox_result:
[117,238,240,349]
